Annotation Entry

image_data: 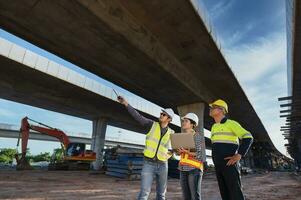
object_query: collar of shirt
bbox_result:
[220,117,228,124]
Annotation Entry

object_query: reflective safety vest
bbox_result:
[144,122,173,162]
[211,119,253,145]
[179,153,204,170]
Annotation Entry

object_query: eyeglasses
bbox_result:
[160,113,170,118]
[209,106,223,110]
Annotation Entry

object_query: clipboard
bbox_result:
[170,132,195,150]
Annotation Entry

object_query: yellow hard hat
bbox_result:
[209,99,228,113]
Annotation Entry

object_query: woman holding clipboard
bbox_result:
[177,113,205,200]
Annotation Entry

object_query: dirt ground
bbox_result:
[0,170,300,200]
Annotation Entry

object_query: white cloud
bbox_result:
[209,0,236,20]
[222,32,288,155]
[224,33,286,82]
[221,22,256,48]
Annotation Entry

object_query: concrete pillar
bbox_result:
[91,117,108,170]
[177,103,206,162]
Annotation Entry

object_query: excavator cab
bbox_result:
[66,143,86,157]
[64,142,96,162]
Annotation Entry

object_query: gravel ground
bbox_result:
[0,170,300,200]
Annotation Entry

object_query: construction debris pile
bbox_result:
[104,146,144,180]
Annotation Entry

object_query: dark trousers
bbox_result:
[215,163,244,200]
[180,169,203,200]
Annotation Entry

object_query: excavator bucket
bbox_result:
[15,154,33,170]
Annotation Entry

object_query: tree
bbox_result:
[0,148,17,164]
[51,148,64,163]
[31,152,51,162]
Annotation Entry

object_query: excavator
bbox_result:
[15,117,96,170]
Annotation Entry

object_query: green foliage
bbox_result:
[50,148,64,163]
[0,147,61,164]
[0,148,17,164]
[30,152,51,162]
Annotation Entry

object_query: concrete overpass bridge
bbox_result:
[0,37,215,168]
[0,123,145,149]
[0,0,280,169]
[0,122,213,157]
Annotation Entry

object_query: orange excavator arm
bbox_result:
[17,117,70,167]
[20,117,70,155]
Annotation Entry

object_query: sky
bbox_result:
[201,0,288,155]
[0,0,289,156]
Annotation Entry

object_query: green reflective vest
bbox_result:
[211,119,253,145]
[144,122,173,161]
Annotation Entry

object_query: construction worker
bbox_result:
[117,96,174,200]
[177,113,205,200]
[209,99,253,200]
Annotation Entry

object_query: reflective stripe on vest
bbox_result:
[242,133,253,138]
[211,132,238,145]
[211,140,238,145]
[144,122,172,161]
[179,153,204,170]
[211,119,252,144]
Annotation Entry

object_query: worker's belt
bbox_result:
[144,156,167,164]
[179,153,204,170]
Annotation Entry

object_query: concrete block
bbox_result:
[35,56,49,73]
[57,65,69,81]
[131,98,138,110]
[67,70,77,85]
[145,102,153,116]
[0,38,13,57]
[8,44,26,63]
[91,80,100,94]
[23,50,38,68]
[140,100,147,113]
[127,96,134,106]
[75,73,86,88]
[84,78,93,91]
[137,99,143,111]
[149,104,156,117]
[98,84,106,96]
[68,70,85,87]
[104,86,113,99]
[47,61,60,76]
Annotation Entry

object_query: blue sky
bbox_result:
[202,0,288,155]
[0,1,288,155]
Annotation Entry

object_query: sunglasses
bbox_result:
[209,106,223,110]
[160,113,169,117]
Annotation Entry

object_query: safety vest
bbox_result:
[179,153,204,170]
[211,119,253,145]
[144,122,173,162]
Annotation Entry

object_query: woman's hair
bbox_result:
[187,119,197,129]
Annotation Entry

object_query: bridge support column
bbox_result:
[177,103,206,163]
[91,117,108,170]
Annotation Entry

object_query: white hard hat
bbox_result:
[181,113,199,126]
[161,108,175,119]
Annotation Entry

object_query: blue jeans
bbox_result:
[180,169,203,200]
[137,160,168,200]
